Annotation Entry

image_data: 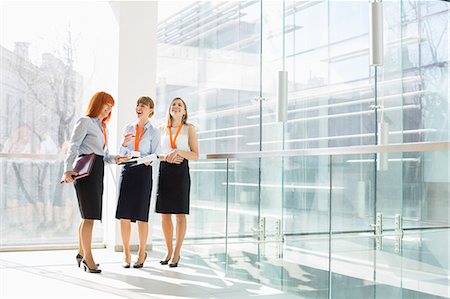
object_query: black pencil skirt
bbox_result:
[116,164,153,222]
[73,155,104,220]
[155,160,190,214]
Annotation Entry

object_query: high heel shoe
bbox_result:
[122,260,131,268]
[169,256,180,268]
[76,254,99,268]
[81,259,101,273]
[159,258,171,265]
[133,252,147,268]
[76,254,83,267]
[160,254,171,265]
[122,262,131,268]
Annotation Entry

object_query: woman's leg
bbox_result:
[136,220,148,263]
[120,219,132,263]
[173,214,187,261]
[78,221,83,256]
[161,214,174,261]
[80,219,96,269]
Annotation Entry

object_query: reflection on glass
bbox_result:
[0,2,117,246]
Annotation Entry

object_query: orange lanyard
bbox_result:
[135,124,145,151]
[101,122,107,149]
[168,124,183,149]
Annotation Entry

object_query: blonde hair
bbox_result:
[166,97,188,127]
[136,96,155,117]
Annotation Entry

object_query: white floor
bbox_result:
[0,248,300,299]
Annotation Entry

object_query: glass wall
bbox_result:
[1,0,448,296]
[156,0,449,298]
[154,1,263,243]
[0,2,118,246]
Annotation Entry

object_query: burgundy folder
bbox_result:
[72,153,96,180]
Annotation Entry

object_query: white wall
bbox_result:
[106,1,158,252]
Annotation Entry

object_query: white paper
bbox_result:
[134,153,158,166]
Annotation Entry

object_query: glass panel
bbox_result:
[282,155,331,298]
[225,157,260,277]
[399,0,450,227]
[330,146,449,298]
[162,158,228,270]
[154,0,262,269]
[156,1,262,154]
[331,154,374,232]
[330,153,376,297]
[0,2,118,247]
[284,156,331,235]
[225,155,330,296]
[330,232,442,298]
[260,0,283,152]
[188,158,228,239]
[0,157,84,246]
[330,233,376,298]
[415,0,449,143]
[375,0,403,238]
[283,235,330,298]
[400,229,450,298]
[401,148,449,296]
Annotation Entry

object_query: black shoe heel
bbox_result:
[76,254,83,268]
[76,254,99,268]
[133,252,147,268]
[169,256,180,268]
[160,259,170,265]
[122,260,131,268]
[81,259,101,273]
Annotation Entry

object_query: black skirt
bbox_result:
[74,155,104,220]
[116,164,153,222]
[156,160,190,214]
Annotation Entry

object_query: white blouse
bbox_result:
[160,125,191,154]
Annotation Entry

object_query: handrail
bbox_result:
[0,153,65,160]
[205,141,450,159]
[1,141,449,161]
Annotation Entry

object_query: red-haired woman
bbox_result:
[61,91,128,273]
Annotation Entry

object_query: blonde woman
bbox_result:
[155,97,199,267]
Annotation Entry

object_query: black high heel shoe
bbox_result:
[159,259,170,265]
[76,254,83,267]
[169,256,180,268]
[122,258,131,268]
[133,252,147,268]
[76,254,99,268]
[81,259,101,273]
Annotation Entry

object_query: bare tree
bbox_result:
[14,30,83,148]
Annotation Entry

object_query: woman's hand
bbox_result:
[165,149,184,164]
[172,155,184,164]
[61,171,78,183]
[115,155,131,164]
[121,132,134,147]
[166,149,178,163]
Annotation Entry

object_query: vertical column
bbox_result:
[106,1,158,252]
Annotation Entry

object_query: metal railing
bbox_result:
[1,141,448,160]
[205,141,450,159]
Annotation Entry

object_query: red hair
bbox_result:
[85,91,115,123]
